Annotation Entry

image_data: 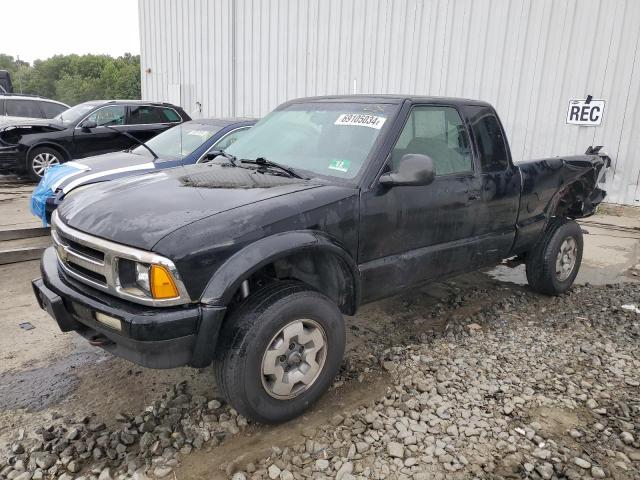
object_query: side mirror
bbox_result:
[80,120,97,131]
[379,154,436,187]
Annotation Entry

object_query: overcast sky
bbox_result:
[1,0,140,64]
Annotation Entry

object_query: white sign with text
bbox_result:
[566,99,605,126]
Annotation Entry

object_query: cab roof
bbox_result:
[282,94,492,108]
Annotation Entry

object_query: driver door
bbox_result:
[358,105,478,302]
[73,105,130,158]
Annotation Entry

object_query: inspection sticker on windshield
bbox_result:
[334,113,386,129]
[328,159,351,172]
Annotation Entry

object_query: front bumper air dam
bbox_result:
[0,146,22,171]
[33,247,225,369]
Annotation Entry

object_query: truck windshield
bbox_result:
[131,122,221,159]
[224,102,397,179]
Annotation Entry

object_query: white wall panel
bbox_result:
[140,0,640,205]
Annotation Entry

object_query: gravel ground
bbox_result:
[1,280,639,480]
[246,283,640,480]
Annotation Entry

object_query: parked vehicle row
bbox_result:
[0,99,189,179]
[32,94,609,424]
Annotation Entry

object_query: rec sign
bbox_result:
[566,98,605,126]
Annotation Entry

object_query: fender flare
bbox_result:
[200,230,361,314]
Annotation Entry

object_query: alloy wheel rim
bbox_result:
[32,152,60,176]
[261,319,328,400]
[556,236,577,281]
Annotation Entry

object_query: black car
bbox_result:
[0,100,190,179]
[33,95,608,423]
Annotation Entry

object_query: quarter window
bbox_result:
[391,106,472,176]
[160,107,181,122]
[467,106,509,172]
[86,105,126,126]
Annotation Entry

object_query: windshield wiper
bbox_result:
[205,149,238,167]
[241,157,307,179]
[101,123,159,160]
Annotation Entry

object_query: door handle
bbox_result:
[468,192,481,201]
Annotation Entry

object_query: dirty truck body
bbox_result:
[33,95,608,423]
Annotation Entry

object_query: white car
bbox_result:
[0,94,69,121]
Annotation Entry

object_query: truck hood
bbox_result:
[57,164,322,250]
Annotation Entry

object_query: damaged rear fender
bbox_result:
[512,152,609,255]
[548,153,609,219]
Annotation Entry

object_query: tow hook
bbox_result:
[88,334,114,347]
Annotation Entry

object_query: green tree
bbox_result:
[0,53,141,105]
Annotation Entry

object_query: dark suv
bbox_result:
[0,100,190,179]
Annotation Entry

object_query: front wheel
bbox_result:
[526,218,583,295]
[214,281,346,424]
[27,147,62,180]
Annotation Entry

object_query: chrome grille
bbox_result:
[50,211,191,307]
[51,219,112,290]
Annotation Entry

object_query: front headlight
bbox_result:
[118,260,180,300]
[135,263,151,293]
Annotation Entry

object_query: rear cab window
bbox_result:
[466,105,510,172]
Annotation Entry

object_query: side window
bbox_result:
[160,107,181,123]
[127,105,163,125]
[5,99,44,118]
[211,127,250,151]
[467,106,509,172]
[391,106,472,176]
[86,105,126,126]
[40,102,67,119]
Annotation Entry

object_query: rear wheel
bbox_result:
[214,280,345,424]
[27,146,62,180]
[525,218,583,295]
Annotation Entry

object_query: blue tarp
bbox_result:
[30,164,84,225]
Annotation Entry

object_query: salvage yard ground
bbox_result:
[0,175,639,480]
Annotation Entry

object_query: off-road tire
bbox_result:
[214,280,346,424]
[26,146,63,181]
[525,218,583,295]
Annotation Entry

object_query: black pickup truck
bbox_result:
[32,95,608,423]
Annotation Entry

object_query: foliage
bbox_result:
[0,53,140,105]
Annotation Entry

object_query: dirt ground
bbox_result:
[1,176,639,479]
